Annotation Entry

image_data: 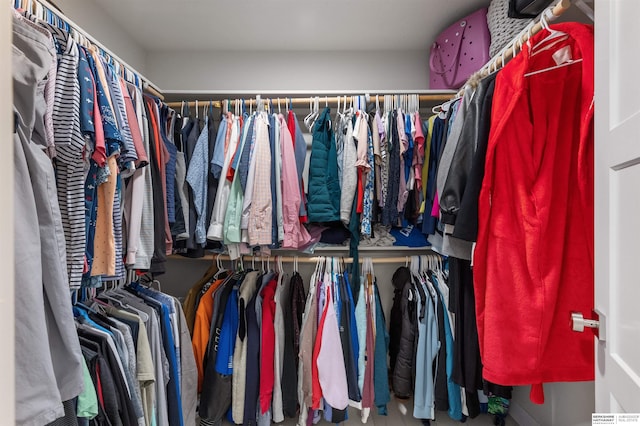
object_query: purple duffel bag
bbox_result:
[429,8,491,90]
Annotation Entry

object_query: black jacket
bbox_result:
[199,274,239,422]
[439,73,497,231]
[448,74,498,241]
[389,267,416,398]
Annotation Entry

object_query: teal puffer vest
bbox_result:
[307,107,340,222]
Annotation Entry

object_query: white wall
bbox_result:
[146,49,429,93]
[53,0,147,74]
[1,4,15,424]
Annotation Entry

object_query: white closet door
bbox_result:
[594,0,640,413]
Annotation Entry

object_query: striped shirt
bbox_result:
[105,63,137,176]
[39,22,86,289]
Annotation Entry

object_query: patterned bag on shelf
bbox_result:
[429,8,490,90]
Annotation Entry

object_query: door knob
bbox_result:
[571,312,599,332]
[571,310,605,341]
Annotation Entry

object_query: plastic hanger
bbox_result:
[313,256,321,279]
[529,9,568,56]
[341,96,350,117]
[324,256,331,279]
[91,297,112,312]
[304,97,320,131]
[277,256,284,276]
[97,292,127,309]
[336,96,345,125]
[213,253,228,279]
[524,9,581,77]
[304,98,315,130]
[410,255,418,277]
[432,100,447,115]
[523,57,582,77]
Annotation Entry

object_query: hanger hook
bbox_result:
[540,8,551,31]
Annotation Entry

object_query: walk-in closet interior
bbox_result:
[9,0,632,425]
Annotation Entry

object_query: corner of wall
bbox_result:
[53,0,147,74]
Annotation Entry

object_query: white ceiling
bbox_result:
[84,0,492,52]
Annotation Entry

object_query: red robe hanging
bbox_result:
[473,23,595,403]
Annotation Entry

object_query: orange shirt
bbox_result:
[192,277,226,392]
[91,156,117,276]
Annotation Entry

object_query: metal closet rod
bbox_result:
[178,254,442,265]
[165,94,454,110]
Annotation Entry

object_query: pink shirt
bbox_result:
[317,283,349,410]
[413,113,425,191]
[279,116,311,249]
[354,112,370,170]
[120,79,148,166]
